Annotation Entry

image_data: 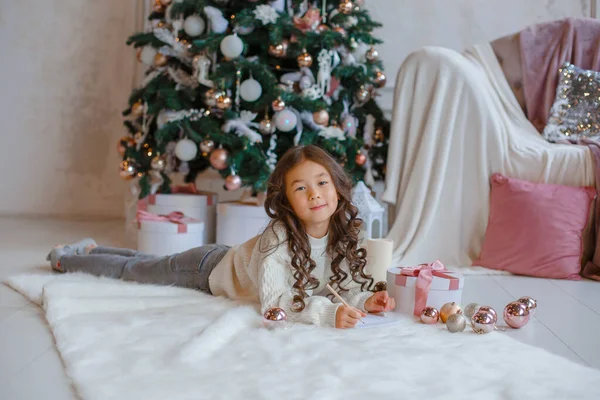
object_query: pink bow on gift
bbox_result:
[399,260,459,317]
[136,210,197,233]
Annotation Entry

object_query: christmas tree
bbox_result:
[119,0,390,198]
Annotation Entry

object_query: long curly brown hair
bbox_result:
[263,145,373,312]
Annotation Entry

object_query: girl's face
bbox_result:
[284,160,339,238]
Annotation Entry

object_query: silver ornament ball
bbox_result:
[517,296,537,317]
[263,307,288,330]
[446,312,467,333]
[471,310,495,334]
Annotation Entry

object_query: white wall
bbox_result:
[366,0,595,116]
[0,0,594,218]
[0,0,139,218]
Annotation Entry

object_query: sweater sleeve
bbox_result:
[258,251,341,328]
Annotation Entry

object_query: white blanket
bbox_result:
[5,273,600,400]
[382,44,595,267]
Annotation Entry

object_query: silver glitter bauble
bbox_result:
[446,312,467,333]
[372,281,387,292]
[471,310,495,334]
[464,303,480,319]
[517,296,537,317]
[263,308,288,330]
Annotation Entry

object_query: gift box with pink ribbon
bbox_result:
[386,260,464,317]
[136,211,205,256]
[145,183,217,245]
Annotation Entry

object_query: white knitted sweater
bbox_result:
[208,223,373,327]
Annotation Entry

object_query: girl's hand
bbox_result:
[365,291,396,313]
[335,305,366,329]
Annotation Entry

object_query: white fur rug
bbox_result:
[5,272,600,400]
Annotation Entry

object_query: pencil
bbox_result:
[326,284,365,325]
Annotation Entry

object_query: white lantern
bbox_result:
[239,78,262,102]
[274,110,297,132]
[352,181,385,239]
[184,15,206,37]
[174,138,198,161]
[220,34,244,59]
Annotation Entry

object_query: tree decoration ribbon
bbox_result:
[396,260,461,317]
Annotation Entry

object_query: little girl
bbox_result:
[47,145,395,328]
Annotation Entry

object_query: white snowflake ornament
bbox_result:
[254,5,279,25]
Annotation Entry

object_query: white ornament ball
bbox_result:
[239,78,262,102]
[274,110,297,132]
[220,34,244,59]
[174,138,198,161]
[183,15,206,37]
[140,46,158,66]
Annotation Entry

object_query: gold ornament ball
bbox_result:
[373,71,387,88]
[517,296,537,317]
[119,160,136,180]
[268,42,287,58]
[463,303,480,319]
[355,153,367,166]
[216,92,232,110]
[259,118,276,135]
[199,139,215,154]
[338,0,354,14]
[204,88,218,107]
[374,127,384,143]
[297,51,313,68]
[209,148,229,170]
[224,174,243,191]
[150,155,165,171]
[313,109,329,126]
[154,53,168,67]
[439,302,462,323]
[131,101,144,117]
[272,97,286,112]
[355,86,371,103]
[366,47,379,63]
[117,136,133,156]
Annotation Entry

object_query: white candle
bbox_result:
[366,238,394,283]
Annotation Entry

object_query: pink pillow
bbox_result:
[473,173,595,280]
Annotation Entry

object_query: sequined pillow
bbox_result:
[542,62,600,142]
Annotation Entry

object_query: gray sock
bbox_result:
[46,238,97,271]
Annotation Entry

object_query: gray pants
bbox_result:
[60,245,231,294]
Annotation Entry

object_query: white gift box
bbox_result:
[387,266,464,317]
[217,201,271,246]
[137,218,204,256]
[147,192,217,245]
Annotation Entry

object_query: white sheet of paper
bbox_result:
[355,313,403,329]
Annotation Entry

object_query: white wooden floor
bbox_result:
[1,216,599,399]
